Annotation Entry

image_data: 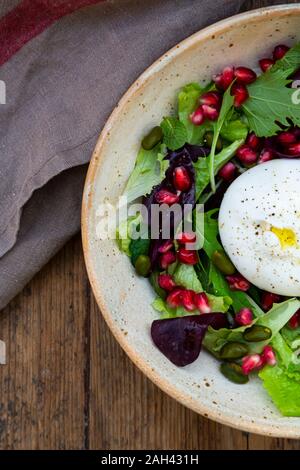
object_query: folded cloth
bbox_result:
[0,0,245,309]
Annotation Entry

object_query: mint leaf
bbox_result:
[208,87,235,191]
[161,116,188,150]
[220,119,248,142]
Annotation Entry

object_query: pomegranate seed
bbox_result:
[294,127,300,139]
[259,58,274,72]
[242,354,264,375]
[261,292,281,311]
[181,290,196,311]
[202,104,219,121]
[158,274,176,292]
[258,148,274,164]
[199,91,222,108]
[285,142,300,156]
[226,273,250,291]
[160,251,176,269]
[173,166,191,192]
[246,132,261,150]
[190,106,205,125]
[236,145,258,165]
[155,189,180,205]
[194,292,211,314]
[273,44,290,60]
[166,288,184,308]
[177,232,196,244]
[158,239,173,254]
[234,66,257,84]
[213,66,235,90]
[262,346,277,366]
[289,310,300,329]
[218,162,236,181]
[231,82,249,107]
[277,131,296,144]
[235,308,253,326]
[177,248,198,265]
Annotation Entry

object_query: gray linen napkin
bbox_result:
[0,0,245,309]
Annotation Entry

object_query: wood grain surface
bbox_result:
[1,0,300,451]
[0,235,299,450]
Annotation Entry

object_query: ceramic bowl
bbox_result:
[82,5,300,438]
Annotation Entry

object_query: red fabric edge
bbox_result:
[0,0,105,67]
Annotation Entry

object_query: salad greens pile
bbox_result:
[117,43,300,417]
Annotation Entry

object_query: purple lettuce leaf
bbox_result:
[151,313,228,367]
[143,144,208,268]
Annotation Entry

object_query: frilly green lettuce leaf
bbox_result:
[259,364,300,417]
[123,145,166,203]
[173,263,202,292]
[116,214,142,256]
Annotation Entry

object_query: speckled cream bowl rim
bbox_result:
[82,4,300,438]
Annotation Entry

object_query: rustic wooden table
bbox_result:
[0,234,299,450]
[1,0,300,451]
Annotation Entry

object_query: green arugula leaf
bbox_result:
[124,145,165,202]
[208,87,235,191]
[201,209,221,258]
[242,43,300,137]
[271,333,295,369]
[242,70,300,136]
[173,263,203,292]
[160,116,188,150]
[257,299,300,336]
[209,263,261,315]
[194,139,243,200]
[198,210,263,317]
